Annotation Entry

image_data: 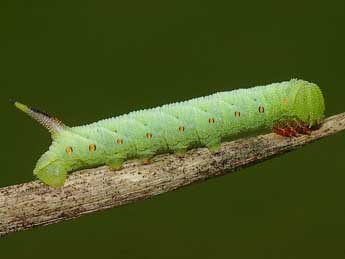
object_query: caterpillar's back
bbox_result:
[13,79,325,187]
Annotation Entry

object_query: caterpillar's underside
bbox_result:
[13,79,325,187]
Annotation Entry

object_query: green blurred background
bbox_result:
[1,0,345,258]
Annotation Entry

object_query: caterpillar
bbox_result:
[13,79,325,188]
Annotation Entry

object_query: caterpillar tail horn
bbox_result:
[11,99,67,136]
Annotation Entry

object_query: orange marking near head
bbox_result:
[89,144,96,152]
[66,146,73,154]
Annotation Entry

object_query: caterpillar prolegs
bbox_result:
[13,79,325,187]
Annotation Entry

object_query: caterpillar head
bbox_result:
[289,79,325,127]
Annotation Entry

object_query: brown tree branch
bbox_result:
[0,113,344,237]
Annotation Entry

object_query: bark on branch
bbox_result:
[1,113,344,237]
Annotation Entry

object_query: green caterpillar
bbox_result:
[13,79,325,188]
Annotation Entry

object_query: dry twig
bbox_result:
[0,113,344,237]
